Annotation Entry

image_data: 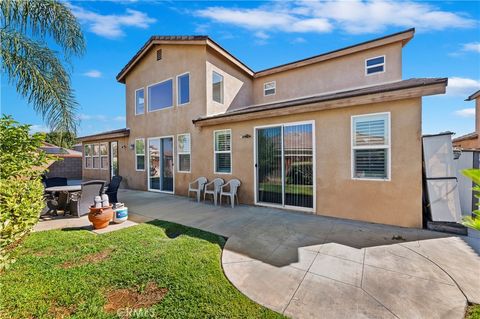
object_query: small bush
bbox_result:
[461,169,480,231]
[0,115,49,270]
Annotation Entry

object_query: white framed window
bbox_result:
[148,79,173,111]
[365,55,385,75]
[135,138,145,171]
[351,112,390,180]
[177,134,191,172]
[177,73,190,105]
[212,71,224,104]
[100,143,108,170]
[135,88,145,115]
[92,144,100,169]
[84,144,92,169]
[214,129,231,174]
[264,81,276,96]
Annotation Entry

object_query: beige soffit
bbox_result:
[77,128,130,142]
[193,78,447,127]
[116,29,415,83]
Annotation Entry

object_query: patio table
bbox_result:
[45,185,82,193]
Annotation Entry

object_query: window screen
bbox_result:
[352,113,390,179]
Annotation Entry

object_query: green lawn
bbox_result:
[0,221,284,318]
[467,305,480,319]
[259,183,313,196]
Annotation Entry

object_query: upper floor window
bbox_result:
[214,129,231,174]
[212,71,224,104]
[177,73,190,105]
[264,81,276,96]
[135,88,144,115]
[352,113,390,180]
[148,79,173,111]
[365,56,385,75]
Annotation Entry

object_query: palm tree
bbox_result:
[0,0,85,132]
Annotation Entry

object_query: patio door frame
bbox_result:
[253,120,316,213]
[147,135,175,194]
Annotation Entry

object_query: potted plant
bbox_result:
[88,205,114,229]
[461,169,480,238]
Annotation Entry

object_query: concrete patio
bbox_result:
[36,189,480,318]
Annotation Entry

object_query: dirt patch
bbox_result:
[60,248,113,269]
[48,302,76,318]
[104,282,168,313]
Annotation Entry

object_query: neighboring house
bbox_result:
[453,90,480,149]
[78,28,448,228]
[40,142,83,179]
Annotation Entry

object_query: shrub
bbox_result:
[461,168,480,231]
[0,115,49,270]
[286,162,313,185]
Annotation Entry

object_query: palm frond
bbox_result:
[1,0,85,58]
[0,29,77,132]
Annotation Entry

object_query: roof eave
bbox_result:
[77,128,130,142]
[193,78,446,127]
[466,90,480,101]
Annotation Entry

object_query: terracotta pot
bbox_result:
[88,205,114,229]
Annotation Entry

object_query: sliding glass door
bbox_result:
[255,122,314,211]
[148,137,174,193]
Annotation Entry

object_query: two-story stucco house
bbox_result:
[78,28,447,228]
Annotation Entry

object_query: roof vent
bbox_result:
[156,49,162,61]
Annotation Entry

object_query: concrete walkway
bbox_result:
[118,189,480,319]
[38,189,480,318]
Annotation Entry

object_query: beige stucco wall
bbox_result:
[206,48,253,115]
[83,97,422,228]
[189,98,422,228]
[251,42,402,106]
[82,40,423,228]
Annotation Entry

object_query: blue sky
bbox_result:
[2,0,479,137]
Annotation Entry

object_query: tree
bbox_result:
[45,131,77,149]
[0,115,50,270]
[0,0,85,133]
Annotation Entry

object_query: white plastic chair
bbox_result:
[188,177,207,202]
[220,179,241,208]
[203,178,224,206]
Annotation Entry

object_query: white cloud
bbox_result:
[454,108,475,118]
[69,4,156,39]
[255,31,270,40]
[196,6,332,36]
[195,1,475,37]
[291,37,306,44]
[113,116,126,122]
[30,124,49,133]
[79,114,125,122]
[462,42,480,53]
[447,77,480,97]
[82,70,102,78]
